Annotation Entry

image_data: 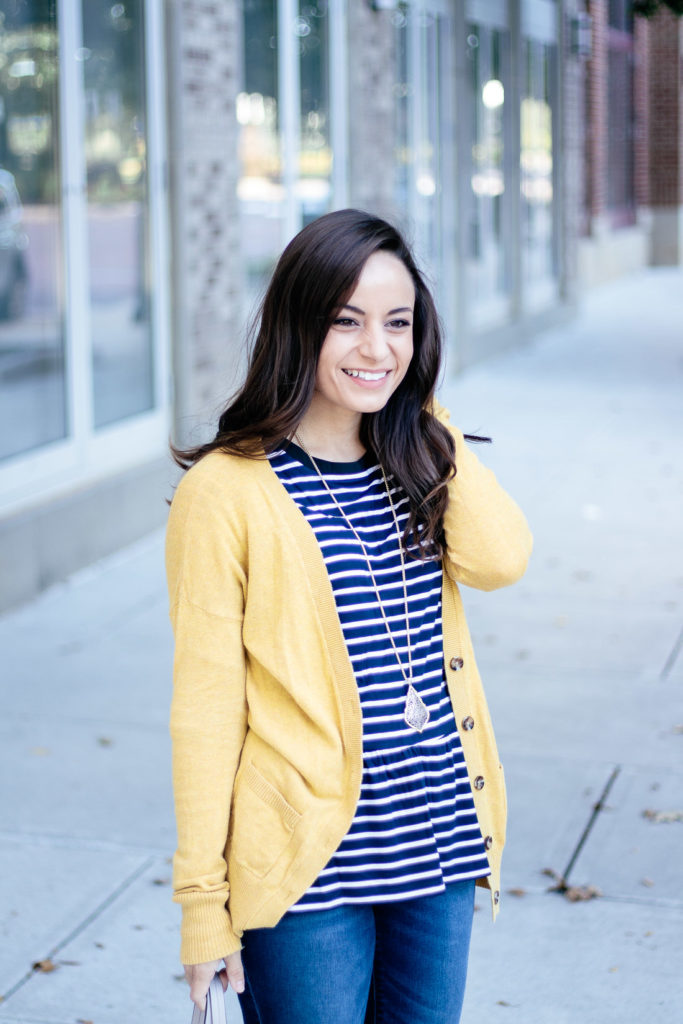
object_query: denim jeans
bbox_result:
[237,879,475,1024]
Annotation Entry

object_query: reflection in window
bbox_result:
[466,24,511,328]
[239,0,282,313]
[393,9,447,307]
[82,0,154,430]
[0,3,66,462]
[299,0,331,225]
[521,38,557,309]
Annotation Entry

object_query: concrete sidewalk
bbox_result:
[1,268,682,1023]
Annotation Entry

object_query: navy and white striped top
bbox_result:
[269,442,490,911]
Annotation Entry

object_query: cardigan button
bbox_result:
[473,775,485,790]
[450,657,464,671]
[484,835,493,850]
[493,890,500,905]
[461,716,475,731]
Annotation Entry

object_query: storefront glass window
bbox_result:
[466,23,511,328]
[393,4,456,335]
[0,1,66,462]
[299,0,331,225]
[521,37,557,309]
[82,0,154,430]
[239,0,282,312]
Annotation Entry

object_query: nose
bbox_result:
[357,319,390,361]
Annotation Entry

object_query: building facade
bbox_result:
[0,0,680,609]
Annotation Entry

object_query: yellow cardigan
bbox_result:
[166,406,532,964]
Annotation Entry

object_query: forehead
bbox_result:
[345,251,415,303]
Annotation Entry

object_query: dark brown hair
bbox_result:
[173,208,473,558]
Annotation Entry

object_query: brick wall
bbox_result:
[633,13,650,209]
[561,0,588,300]
[648,8,683,207]
[585,0,608,225]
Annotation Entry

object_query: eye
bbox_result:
[333,317,358,328]
[387,318,411,329]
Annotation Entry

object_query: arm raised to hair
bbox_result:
[434,402,533,591]
[166,458,249,964]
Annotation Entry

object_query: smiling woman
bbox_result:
[166,208,532,1023]
[297,249,415,461]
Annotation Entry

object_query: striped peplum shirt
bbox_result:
[269,442,491,911]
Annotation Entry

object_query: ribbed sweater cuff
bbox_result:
[176,893,243,965]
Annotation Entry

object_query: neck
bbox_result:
[295,405,365,462]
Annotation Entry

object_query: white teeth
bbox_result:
[343,369,388,381]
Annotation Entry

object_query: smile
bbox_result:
[342,369,390,381]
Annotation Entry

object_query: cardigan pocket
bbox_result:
[229,761,302,879]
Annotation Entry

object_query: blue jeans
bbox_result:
[237,880,475,1024]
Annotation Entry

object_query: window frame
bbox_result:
[0,0,170,517]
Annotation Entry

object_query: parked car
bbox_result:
[0,169,29,321]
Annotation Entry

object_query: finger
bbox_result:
[227,966,245,994]
[217,966,229,993]
[188,978,209,1012]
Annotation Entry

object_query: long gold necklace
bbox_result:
[294,434,430,733]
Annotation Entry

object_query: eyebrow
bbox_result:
[341,304,414,315]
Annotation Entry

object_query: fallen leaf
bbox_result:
[641,878,655,888]
[642,809,683,824]
[608,966,619,973]
[673,725,683,735]
[497,1001,511,1007]
[644,931,653,937]
[30,747,51,757]
[97,737,113,747]
[152,877,170,886]
[547,874,602,902]
[507,887,526,897]
[32,959,57,973]
[563,884,602,902]
[77,1019,94,1024]
[94,942,105,949]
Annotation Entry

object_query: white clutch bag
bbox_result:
[190,975,228,1024]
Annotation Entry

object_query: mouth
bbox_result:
[342,369,391,381]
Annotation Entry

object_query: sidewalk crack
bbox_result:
[660,623,683,681]
[0,854,156,1005]
[560,764,621,884]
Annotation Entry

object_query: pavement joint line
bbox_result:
[560,764,622,884]
[0,854,157,1006]
[0,828,171,857]
[659,623,683,681]
[3,710,171,733]
[0,1013,83,1024]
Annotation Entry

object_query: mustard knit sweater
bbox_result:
[166,405,532,964]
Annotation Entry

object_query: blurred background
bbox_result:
[1,0,682,610]
[1,4,682,1022]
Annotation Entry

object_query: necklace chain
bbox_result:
[294,435,430,732]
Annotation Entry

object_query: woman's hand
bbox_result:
[184,952,245,1011]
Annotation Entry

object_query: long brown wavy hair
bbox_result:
[172,208,482,558]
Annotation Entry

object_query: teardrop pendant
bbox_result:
[404,684,430,733]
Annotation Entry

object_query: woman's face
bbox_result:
[312,251,415,425]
